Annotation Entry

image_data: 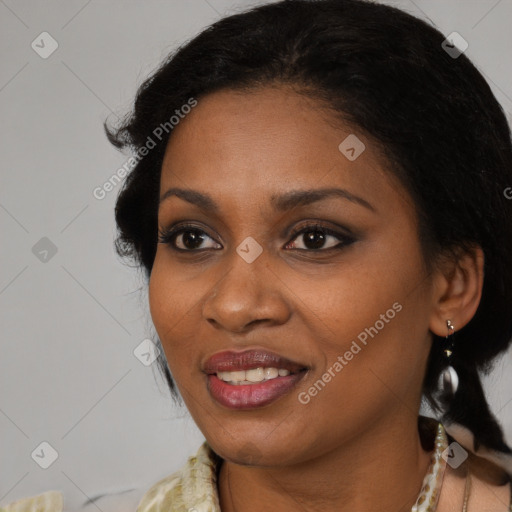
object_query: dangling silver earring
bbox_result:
[439,319,459,395]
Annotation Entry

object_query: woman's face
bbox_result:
[149,86,436,466]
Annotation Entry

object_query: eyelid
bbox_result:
[286,219,355,239]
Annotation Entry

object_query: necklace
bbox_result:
[461,463,472,512]
[412,422,471,512]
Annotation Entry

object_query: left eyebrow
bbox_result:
[270,187,376,213]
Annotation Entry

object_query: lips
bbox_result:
[203,348,309,409]
[203,348,308,375]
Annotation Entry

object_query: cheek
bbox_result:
[148,260,172,334]
[148,256,195,371]
[293,305,426,444]
[289,234,429,403]
[286,246,422,355]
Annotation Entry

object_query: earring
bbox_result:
[439,320,459,396]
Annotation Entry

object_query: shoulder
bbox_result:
[0,443,220,512]
[0,490,63,512]
[135,471,185,512]
[136,441,221,512]
[437,453,512,512]
[466,453,512,512]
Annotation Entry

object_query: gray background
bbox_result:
[1,0,511,510]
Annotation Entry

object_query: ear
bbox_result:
[429,245,484,337]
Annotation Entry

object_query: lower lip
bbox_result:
[207,371,307,409]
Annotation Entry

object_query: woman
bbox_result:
[3,0,511,510]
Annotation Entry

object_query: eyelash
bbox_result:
[157,221,356,253]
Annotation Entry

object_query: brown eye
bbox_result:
[176,229,207,250]
[285,224,355,251]
[158,224,222,251]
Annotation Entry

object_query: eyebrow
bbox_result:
[159,187,376,213]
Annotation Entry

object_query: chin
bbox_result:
[211,438,294,467]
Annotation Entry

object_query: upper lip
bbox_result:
[203,348,308,374]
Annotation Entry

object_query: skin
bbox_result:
[148,85,504,511]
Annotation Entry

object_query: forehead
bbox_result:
[159,86,403,213]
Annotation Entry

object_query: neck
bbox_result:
[218,413,432,512]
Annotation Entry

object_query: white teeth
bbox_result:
[246,367,265,382]
[217,367,292,384]
[230,370,246,382]
[264,368,279,379]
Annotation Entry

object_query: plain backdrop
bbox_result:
[1,0,512,510]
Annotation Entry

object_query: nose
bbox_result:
[201,250,291,334]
